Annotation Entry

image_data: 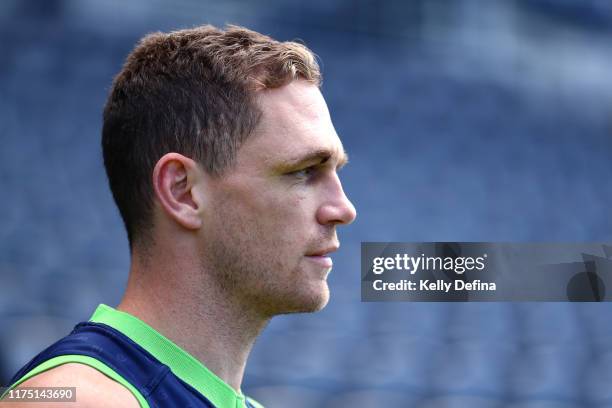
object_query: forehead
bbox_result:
[238,80,345,169]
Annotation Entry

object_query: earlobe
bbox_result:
[152,153,204,230]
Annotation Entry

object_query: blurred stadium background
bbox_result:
[1,0,612,407]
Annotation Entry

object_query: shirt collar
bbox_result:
[89,304,247,408]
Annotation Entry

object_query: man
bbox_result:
[1,24,355,408]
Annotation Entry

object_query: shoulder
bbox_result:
[0,363,140,408]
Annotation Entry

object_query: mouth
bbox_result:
[305,245,339,268]
[306,244,339,257]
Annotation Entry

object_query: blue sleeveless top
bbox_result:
[4,305,264,408]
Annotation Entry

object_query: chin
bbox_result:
[254,273,331,317]
[283,283,330,315]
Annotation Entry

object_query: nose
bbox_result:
[316,173,357,226]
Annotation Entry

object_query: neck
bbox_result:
[117,248,269,392]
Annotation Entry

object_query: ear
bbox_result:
[152,153,205,230]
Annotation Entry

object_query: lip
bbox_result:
[306,245,339,257]
[305,245,338,268]
[305,255,333,268]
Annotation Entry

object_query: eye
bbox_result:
[288,166,316,179]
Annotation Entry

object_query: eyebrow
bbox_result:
[275,148,349,171]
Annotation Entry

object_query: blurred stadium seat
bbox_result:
[2,1,612,406]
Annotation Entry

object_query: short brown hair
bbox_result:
[102,25,321,250]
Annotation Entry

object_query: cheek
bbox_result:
[237,186,310,227]
[211,177,317,252]
[257,196,308,246]
[250,196,313,265]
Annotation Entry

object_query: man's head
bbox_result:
[102,25,321,249]
[102,25,356,316]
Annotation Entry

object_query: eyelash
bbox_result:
[289,166,317,179]
[287,164,343,181]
